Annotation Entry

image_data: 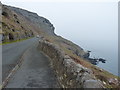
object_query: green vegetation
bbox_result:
[0,37,34,45]
[1,6,35,44]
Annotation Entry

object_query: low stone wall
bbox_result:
[38,39,104,88]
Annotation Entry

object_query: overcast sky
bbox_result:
[1,1,118,42]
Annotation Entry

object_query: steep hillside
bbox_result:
[1,4,55,42]
[1,3,120,88]
[1,5,33,42]
[1,3,88,58]
[8,5,55,36]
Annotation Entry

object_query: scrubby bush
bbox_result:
[2,11,9,17]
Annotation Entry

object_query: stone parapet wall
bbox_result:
[39,39,104,88]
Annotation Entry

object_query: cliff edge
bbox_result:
[1,3,120,88]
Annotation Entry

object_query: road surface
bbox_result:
[3,38,59,88]
[2,38,38,81]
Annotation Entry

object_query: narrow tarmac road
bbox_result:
[5,39,59,88]
[2,38,38,81]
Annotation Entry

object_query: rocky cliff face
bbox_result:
[1,3,88,58]
[1,5,32,41]
[1,3,119,88]
[8,6,55,35]
[1,3,55,42]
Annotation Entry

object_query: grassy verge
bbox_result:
[0,37,34,45]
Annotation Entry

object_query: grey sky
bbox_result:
[2,2,118,42]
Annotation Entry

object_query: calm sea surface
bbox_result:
[72,39,118,76]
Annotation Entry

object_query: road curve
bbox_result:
[5,38,59,88]
[2,38,38,81]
